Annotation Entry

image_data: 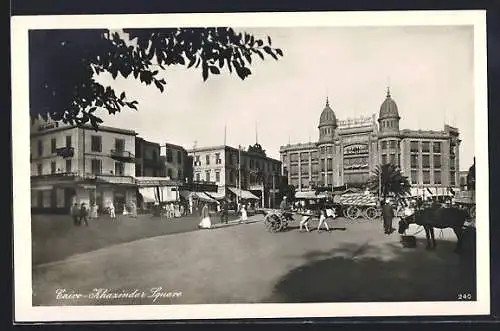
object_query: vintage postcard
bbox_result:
[12,10,489,322]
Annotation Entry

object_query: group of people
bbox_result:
[198,199,250,229]
[280,196,337,233]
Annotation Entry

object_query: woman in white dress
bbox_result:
[198,203,212,229]
[240,204,248,223]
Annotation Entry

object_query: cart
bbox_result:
[333,193,380,220]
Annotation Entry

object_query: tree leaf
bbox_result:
[154,80,164,92]
[267,36,272,46]
[202,62,209,81]
[276,48,283,56]
[187,56,196,68]
[120,92,125,99]
[209,66,220,74]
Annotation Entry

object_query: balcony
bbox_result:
[55,147,74,158]
[110,150,135,163]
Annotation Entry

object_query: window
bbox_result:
[434,170,442,184]
[433,155,441,168]
[327,159,333,171]
[410,154,418,168]
[450,156,456,170]
[177,151,182,163]
[381,141,387,149]
[195,173,201,181]
[300,153,309,162]
[194,155,200,165]
[450,171,456,185]
[65,159,72,173]
[91,135,102,152]
[115,139,125,152]
[422,142,430,153]
[290,165,299,175]
[51,161,56,174]
[382,154,387,165]
[301,164,309,175]
[66,135,72,148]
[38,140,43,156]
[167,169,173,178]
[205,171,210,182]
[410,141,419,153]
[327,146,333,154]
[312,163,319,175]
[389,153,396,165]
[422,155,430,168]
[433,142,441,153]
[136,164,142,176]
[290,153,299,162]
[423,170,430,184]
[51,138,57,154]
[215,171,220,182]
[389,141,396,149]
[206,154,210,165]
[311,151,319,159]
[91,159,102,175]
[115,162,124,176]
[37,163,42,175]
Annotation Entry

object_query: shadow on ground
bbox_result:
[266,235,476,303]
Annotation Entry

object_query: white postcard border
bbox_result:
[12,10,490,321]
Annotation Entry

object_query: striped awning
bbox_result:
[228,187,259,200]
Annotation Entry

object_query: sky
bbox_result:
[95,25,475,171]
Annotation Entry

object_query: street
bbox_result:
[32,214,476,306]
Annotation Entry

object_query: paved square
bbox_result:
[32,215,476,306]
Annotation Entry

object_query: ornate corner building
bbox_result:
[279,89,461,194]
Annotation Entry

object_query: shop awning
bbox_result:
[136,176,181,187]
[228,187,259,200]
[193,192,216,203]
[138,187,157,203]
[205,192,225,200]
[179,190,193,200]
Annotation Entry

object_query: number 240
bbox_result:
[458,293,472,300]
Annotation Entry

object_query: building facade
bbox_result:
[135,137,163,177]
[162,142,191,182]
[30,118,137,213]
[187,144,282,206]
[280,90,461,194]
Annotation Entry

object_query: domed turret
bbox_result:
[318,97,337,128]
[378,87,401,134]
[379,87,400,119]
[318,97,338,143]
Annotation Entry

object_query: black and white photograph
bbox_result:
[12,10,489,321]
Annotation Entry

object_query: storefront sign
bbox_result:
[38,122,59,131]
[344,144,369,155]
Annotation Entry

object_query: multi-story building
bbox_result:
[187,143,282,207]
[161,142,191,182]
[135,137,163,177]
[280,89,461,195]
[30,118,137,213]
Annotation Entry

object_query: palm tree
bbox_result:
[367,163,411,201]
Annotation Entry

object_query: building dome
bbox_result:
[379,88,400,119]
[318,97,337,127]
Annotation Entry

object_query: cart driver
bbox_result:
[280,196,294,222]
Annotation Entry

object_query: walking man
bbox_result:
[381,199,394,234]
[71,202,80,226]
[80,202,89,227]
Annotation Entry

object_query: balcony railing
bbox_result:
[110,150,135,163]
[55,146,74,158]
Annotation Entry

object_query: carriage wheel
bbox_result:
[364,206,378,220]
[347,206,361,220]
[265,214,279,232]
[342,206,350,218]
[469,205,476,220]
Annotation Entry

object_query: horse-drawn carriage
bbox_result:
[453,190,476,221]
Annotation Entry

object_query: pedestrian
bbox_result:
[220,199,229,224]
[239,203,248,223]
[180,203,185,216]
[381,199,395,234]
[317,208,330,233]
[71,202,80,226]
[198,203,212,229]
[80,202,89,226]
[299,209,312,232]
[109,202,116,220]
[130,201,137,218]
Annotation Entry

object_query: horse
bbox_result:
[397,205,469,252]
